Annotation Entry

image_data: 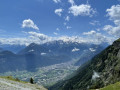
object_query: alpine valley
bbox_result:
[0,40,105,87]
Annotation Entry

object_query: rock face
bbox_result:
[0,77,47,90]
[49,38,120,90]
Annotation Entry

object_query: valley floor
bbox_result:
[0,59,79,87]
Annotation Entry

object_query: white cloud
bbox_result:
[103,25,113,32]
[55,8,63,16]
[114,20,120,26]
[68,0,75,6]
[53,0,61,3]
[89,20,100,26]
[72,47,80,52]
[106,5,120,26]
[53,32,58,35]
[83,30,114,44]
[69,4,96,17]
[103,25,120,37]
[28,32,113,45]
[58,36,88,43]
[103,5,120,37]
[66,26,72,29]
[65,16,70,21]
[0,31,116,46]
[106,5,120,22]
[22,19,39,30]
[28,31,49,41]
[83,30,96,35]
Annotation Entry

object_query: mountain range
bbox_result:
[0,40,106,87]
[0,40,105,73]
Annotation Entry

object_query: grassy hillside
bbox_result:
[92,82,120,90]
[0,76,47,90]
[0,76,27,83]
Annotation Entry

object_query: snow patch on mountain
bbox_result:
[72,47,80,52]
[89,48,96,52]
[41,53,47,55]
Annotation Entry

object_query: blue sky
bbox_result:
[0,0,120,45]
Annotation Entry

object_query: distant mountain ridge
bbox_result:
[0,44,25,53]
[18,40,105,65]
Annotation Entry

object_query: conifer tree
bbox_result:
[30,77,34,84]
